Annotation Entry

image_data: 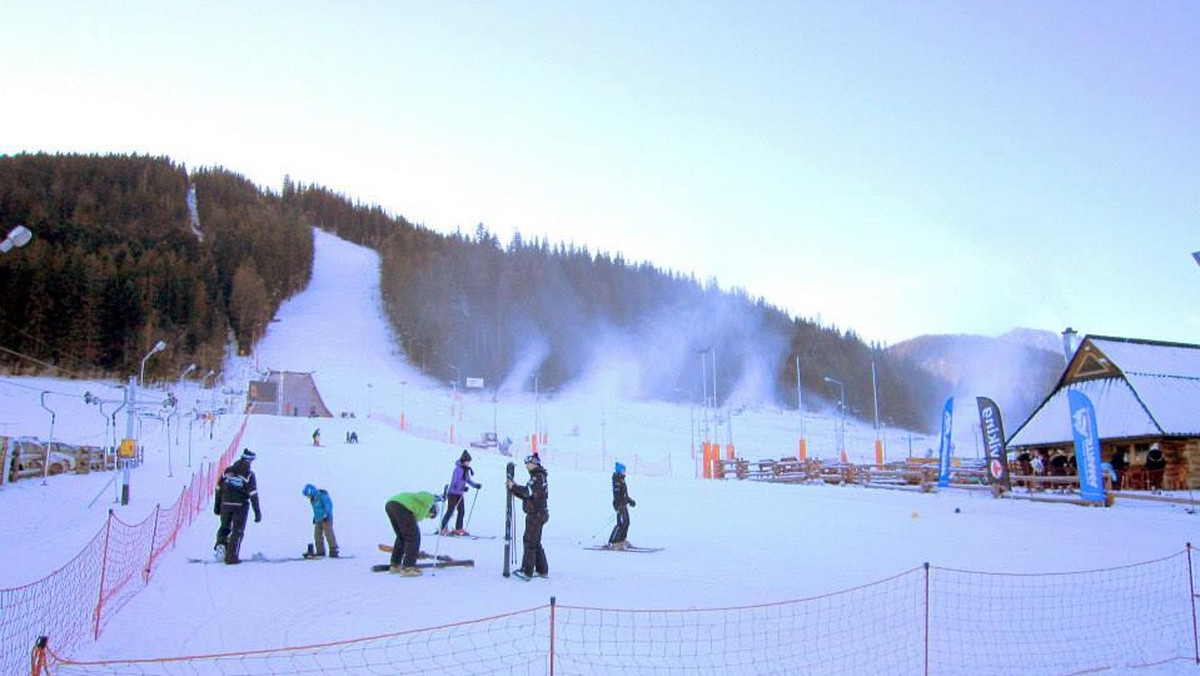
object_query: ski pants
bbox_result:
[440,493,466,531]
[216,504,249,562]
[385,500,420,567]
[521,511,549,576]
[312,518,339,556]
[609,505,631,545]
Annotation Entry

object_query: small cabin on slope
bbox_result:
[1007,335,1200,490]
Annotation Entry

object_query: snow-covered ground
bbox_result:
[3,228,1198,675]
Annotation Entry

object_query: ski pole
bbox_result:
[582,513,617,544]
[465,488,480,530]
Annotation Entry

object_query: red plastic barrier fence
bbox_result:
[0,416,248,676]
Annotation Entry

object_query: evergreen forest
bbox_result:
[0,153,948,432]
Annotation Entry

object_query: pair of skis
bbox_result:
[584,544,663,553]
[370,544,474,572]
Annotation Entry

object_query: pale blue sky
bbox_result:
[2,1,1197,345]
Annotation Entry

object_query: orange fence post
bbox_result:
[702,442,711,479]
[875,439,884,468]
[799,437,807,461]
[725,444,734,460]
[30,636,49,676]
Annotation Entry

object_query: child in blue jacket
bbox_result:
[302,483,340,558]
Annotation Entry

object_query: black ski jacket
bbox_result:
[214,459,261,519]
[612,472,635,510]
[512,467,549,516]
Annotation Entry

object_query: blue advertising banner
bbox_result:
[937,397,954,488]
[1067,390,1106,503]
[976,397,1012,490]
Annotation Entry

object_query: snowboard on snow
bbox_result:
[377,544,455,560]
[584,545,664,553]
[187,552,354,564]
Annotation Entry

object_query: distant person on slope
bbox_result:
[440,450,482,535]
[607,462,637,550]
[384,491,441,576]
[1145,443,1168,493]
[312,428,321,446]
[507,454,549,579]
[214,449,262,565]
[302,483,340,558]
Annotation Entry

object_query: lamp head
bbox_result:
[2,225,33,251]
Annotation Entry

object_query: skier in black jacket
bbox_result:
[507,454,549,578]
[608,462,636,549]
[214,449,262,564]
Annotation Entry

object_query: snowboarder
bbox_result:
[312,428,321,446]
[302,483,340,558]
[213,449,262,564]
[440,450,482,535]
[608,462,636,550]
[507,454,549,578]
[384,491,441,576]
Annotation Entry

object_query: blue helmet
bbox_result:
[302,483,317,497]
[614,462,626,474]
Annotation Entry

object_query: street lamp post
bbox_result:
[871,360,882,467]
[178,363,196,383]
[796,356,806,461]
[39,391,56,485]
[533,373,541,450]
[823,376,845,463]
[140,341,167,390]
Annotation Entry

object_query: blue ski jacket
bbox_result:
[303,484,333,523]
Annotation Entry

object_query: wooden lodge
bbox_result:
[1006,334,1200,490]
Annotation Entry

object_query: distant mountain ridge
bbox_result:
[888,329,1065,430]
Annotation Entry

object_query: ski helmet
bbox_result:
[614,462,626,474]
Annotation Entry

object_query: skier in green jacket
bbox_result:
[384,491,440,576]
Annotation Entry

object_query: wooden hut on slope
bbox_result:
[1007,335,1200,490]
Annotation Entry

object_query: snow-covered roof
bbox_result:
[1093,337,1200,379]
[1007,335,1200,446]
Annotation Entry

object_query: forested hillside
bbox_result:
[0,154,947,431]
[0,153,311,379]
[288,184,948,432]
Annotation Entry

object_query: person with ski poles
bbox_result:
[507,454,549,579]
[440,450,482,535]
[607,461,636,550]
[384,491,441,576]
[213,449,262,565]
[302,483,340,558]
